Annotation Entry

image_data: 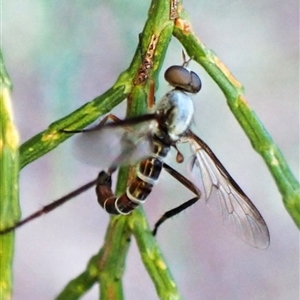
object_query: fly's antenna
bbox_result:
[181,50,193,68]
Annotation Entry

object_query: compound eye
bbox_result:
[165,65,190,87]
[164,66,201,93]
[190,71,202,93]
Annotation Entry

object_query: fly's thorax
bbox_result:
[155,89,194,141]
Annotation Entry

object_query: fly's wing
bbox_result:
[72,117,157,169]
[186,130,270,249]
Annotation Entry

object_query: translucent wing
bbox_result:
[72,116,157,169]
[186,130,270,249]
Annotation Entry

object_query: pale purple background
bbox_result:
[3,1,299,299]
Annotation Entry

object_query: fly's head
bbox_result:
[164,65,202,94]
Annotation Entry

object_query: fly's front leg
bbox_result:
[152,162,201,236]
[62,114,122,133]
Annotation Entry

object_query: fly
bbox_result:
[0,54,270,249]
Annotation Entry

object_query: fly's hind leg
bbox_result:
[152,162,201,236]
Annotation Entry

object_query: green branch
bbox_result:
[46,1,180,299]
[0,51,21,300]
[56,215,130,300]
[2,0,299,299]
[19,0,174,170]
[129,208,182,300]
[173,10,300,227]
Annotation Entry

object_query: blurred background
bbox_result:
[3,1,299,299]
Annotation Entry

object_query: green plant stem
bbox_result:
[54,0,181,299]
[0,51,20,300]
[3,0,299,299]
[55,215,131,300]
[129,208,182,300]
[56,167,132,300]
[20,85,126,169]
[19,0,175,170]
[173,10,300,227]
[55,255,99,300]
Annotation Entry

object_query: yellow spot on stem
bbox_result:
[41,131,59,142]
[213,57,242,88]
[269,147,279,166]
[156,259,167,270]
[1,88,14,119]
[0,280,8,290]
[271,158,279,166]
[175,18,193,34]
[5,123,19,149]
[1,88,19,149]
[238,95,250,107]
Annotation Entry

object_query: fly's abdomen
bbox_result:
[137,157,163,184]
[96,138,170,215]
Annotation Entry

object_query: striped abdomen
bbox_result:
[96,138,170,215]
